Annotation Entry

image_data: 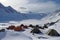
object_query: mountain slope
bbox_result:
[0,3,47,22]
[39,9,60,34]
[40,9,60,25]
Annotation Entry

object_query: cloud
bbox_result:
[0,0,60,13]
[19,0,60,13]
[28,0,50,3]
[0,0,28,10]
[24,1,60,13]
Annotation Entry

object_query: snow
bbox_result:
[0,18,60,40]
[0,16,60,40]
[19,11,60,40]
[20,19,42,26]
[0,3,60,40]
[0,22,60,40]
[0,31,32,40]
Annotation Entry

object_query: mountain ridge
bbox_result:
[0,3,47,22]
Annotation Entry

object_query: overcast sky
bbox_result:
[0,0,60,13]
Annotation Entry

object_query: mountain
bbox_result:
[42,9,60,36]
[44,9,60,23]
[0,7,60,40]
[0,3,47,22]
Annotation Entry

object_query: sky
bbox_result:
[0,0,60,13]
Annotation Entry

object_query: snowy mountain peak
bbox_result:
[6,6,17,13]
[0,3,5,8]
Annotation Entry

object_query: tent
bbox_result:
[46,29,60,36]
